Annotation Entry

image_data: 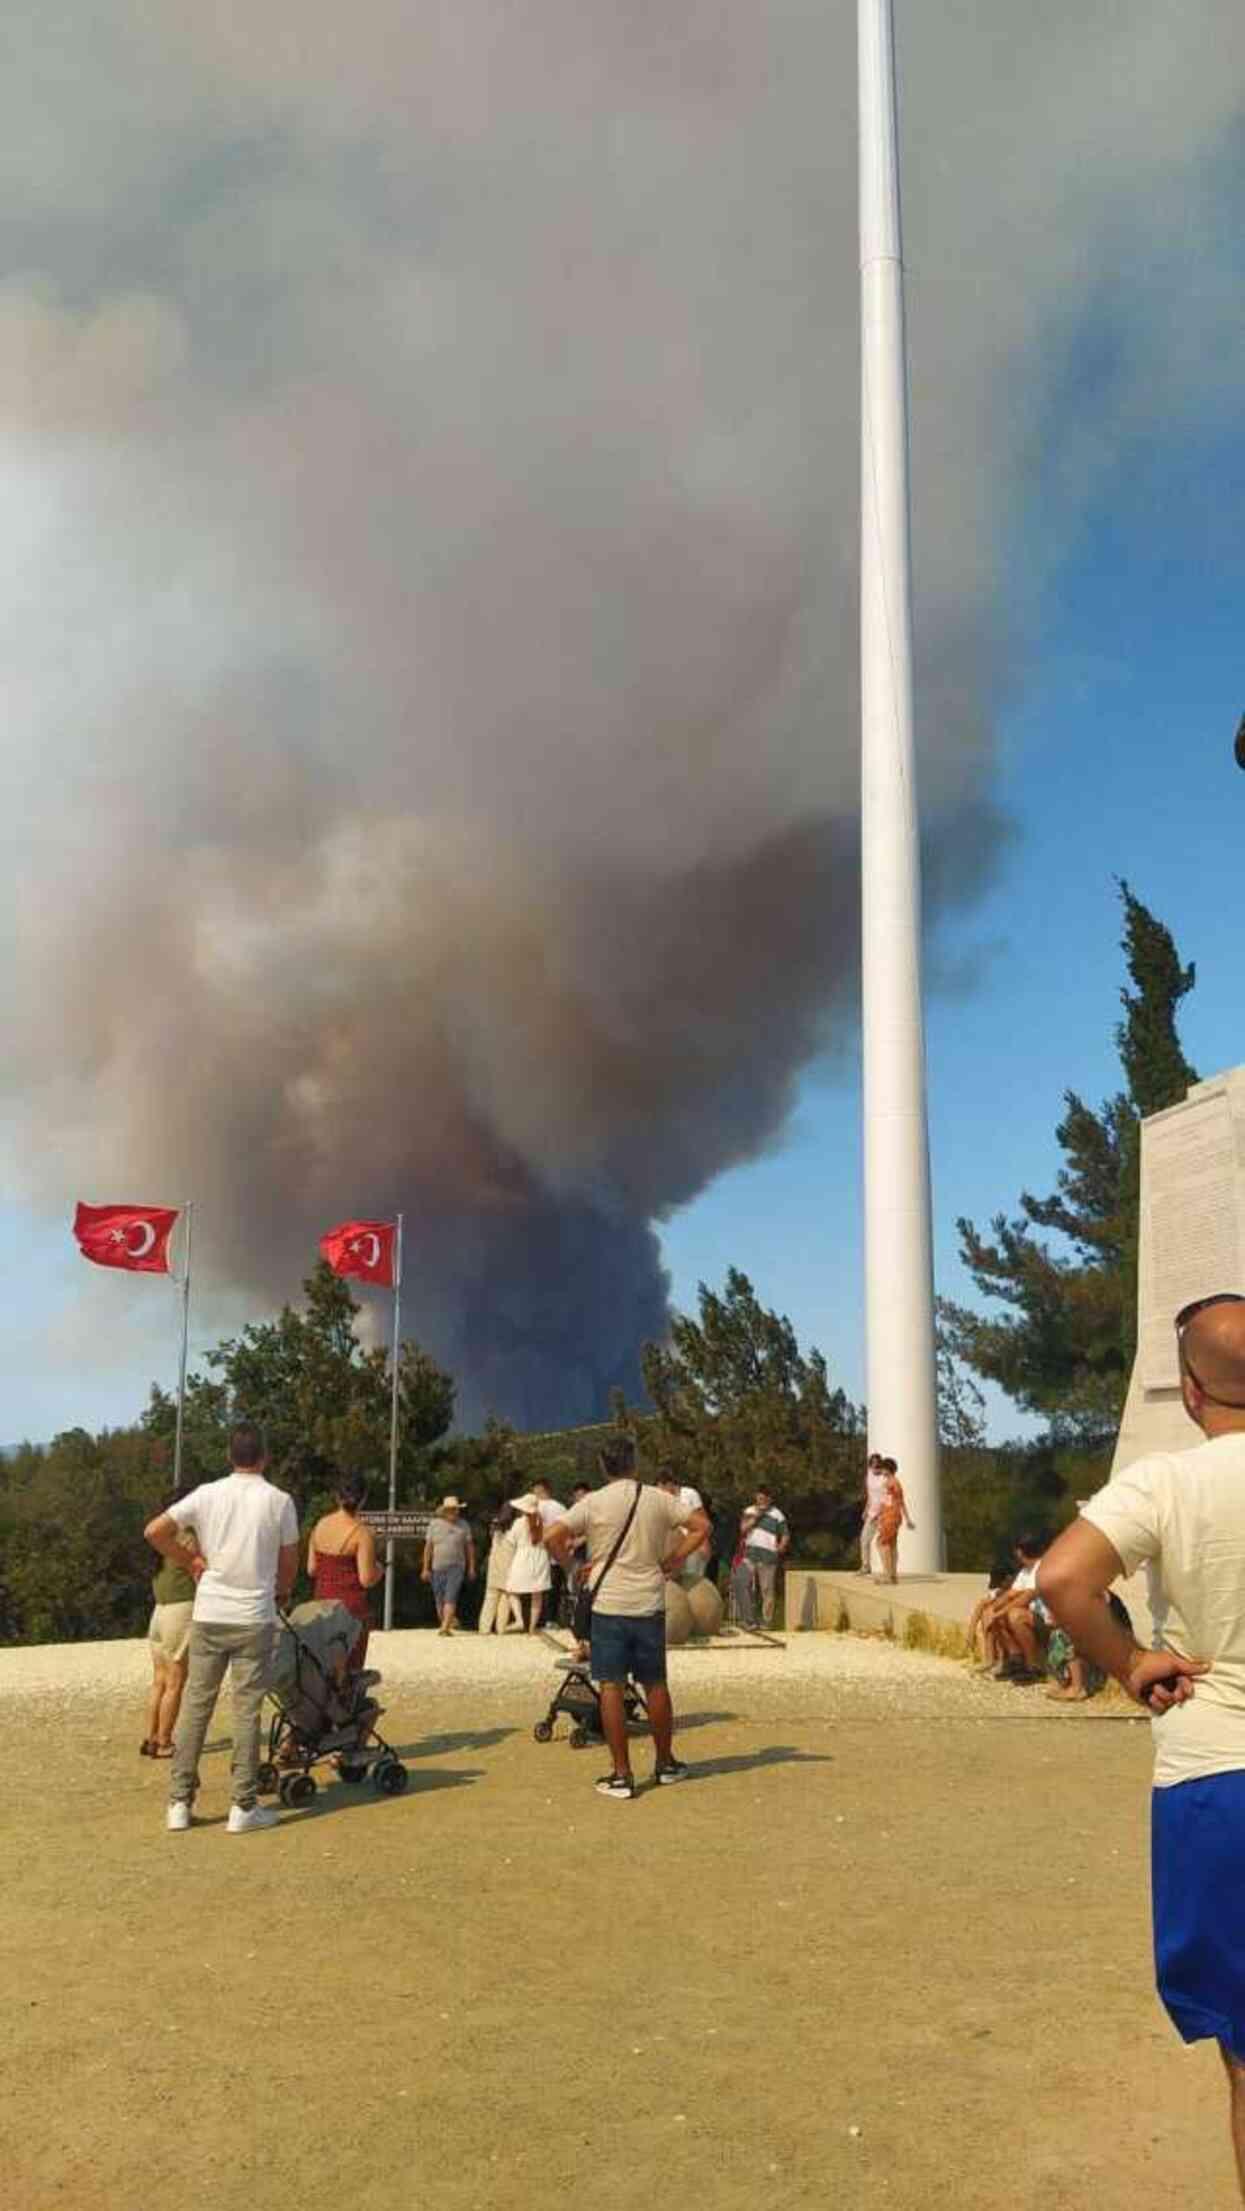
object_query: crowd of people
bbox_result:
[141,1430,790,1822]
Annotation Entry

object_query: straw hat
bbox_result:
[510,1492,539,1514]
[440,1494,463,1512]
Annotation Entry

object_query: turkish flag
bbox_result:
[73,1201,180,1274]
[320,1219,396,1288]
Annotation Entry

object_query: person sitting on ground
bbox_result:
[1043,1589,1133,1703]
[142,1491,204,1758]
[421,1496,477,1635]
[988,1533,1050,1682]
[967,1554,1019,1670]
[478,1505,521,1635]
[546,1435,710,1801]
[308,1474,384,1670]
[872,1460,913,1586]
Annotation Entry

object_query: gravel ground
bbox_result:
[2,1622,1222,2211]
[0,1621,1147,1728]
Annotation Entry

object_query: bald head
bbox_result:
[1180,1300,1245,1428]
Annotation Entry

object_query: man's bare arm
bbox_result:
[276,1541,300,1607]
[1038,1520,1207,1711]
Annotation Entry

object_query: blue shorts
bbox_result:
[1153,1772,1245,2058]
[431,1565,465,1611]
[590,1608,667,1687]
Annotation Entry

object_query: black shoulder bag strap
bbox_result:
[582,1481,643,1622]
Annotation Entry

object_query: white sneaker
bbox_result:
[166,1802,191,1832]
[227,1802,279,1834]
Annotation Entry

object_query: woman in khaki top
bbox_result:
[142,1495,203,1757]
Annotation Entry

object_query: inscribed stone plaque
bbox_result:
[1113,1067,1245,1473]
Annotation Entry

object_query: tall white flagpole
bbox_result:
[383,1212,404,1633]
[172,1202,194,1492]
[859,0,942,1571]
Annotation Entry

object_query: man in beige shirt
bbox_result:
[547,1436,709,1801]
[1039,1294,1245,2197]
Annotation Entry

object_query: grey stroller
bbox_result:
[258,1600,409,1806]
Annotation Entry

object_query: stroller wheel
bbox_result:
[280,1772,317,1808]
[532,1720,554,1743]
[568,1726,590,1749]
[337,1759,368,1784]
[256,1762,279,1796]
[373,1758,408,1795]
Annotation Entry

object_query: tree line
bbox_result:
[0,882,1195,1644]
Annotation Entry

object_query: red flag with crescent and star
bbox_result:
[73,1201,180,1274]
[319,1219,397,1288]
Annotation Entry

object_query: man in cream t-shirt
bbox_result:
[1038,1294,1245,2195]
[145,1420,299,1836]
[547,1436,709,1801]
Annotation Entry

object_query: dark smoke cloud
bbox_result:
[2,3,1242,1421]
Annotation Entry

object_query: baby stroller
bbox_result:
[533,1657,647,1751]
[258,1600,409,1806]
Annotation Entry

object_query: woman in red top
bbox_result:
[874,1458,915,1585]
[307,1475,384,1668]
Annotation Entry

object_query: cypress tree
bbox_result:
[942,883,1198,1447]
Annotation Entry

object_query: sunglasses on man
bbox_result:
[1175,1293,1245,1407]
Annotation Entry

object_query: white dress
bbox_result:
[506,1514,551,1595]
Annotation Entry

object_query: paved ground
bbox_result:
[0,1631,1233,2209]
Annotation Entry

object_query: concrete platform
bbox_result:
[786,1566,1154,1646]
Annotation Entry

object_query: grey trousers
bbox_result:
[170,1621,275,1811]
[751,1558,779,1627]
[730,1561,757,1627]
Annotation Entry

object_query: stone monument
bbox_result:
[1113,1065,1245,1471]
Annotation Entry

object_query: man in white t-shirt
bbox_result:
[145,1421,299,1836]
[657,1470,709,1583]
[1038,1294,1245,2192]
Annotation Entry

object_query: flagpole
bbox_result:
[859,0,942,1569]
[383,1212,404,1633]
[172,1202,194,1492]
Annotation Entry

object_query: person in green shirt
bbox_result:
[142,1497,203,1757]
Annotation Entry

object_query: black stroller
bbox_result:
[533,1658,648,1750]
[258,1601,409,1806]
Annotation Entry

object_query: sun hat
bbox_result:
[510,1492,539,1513]
[440,1494,463,1511]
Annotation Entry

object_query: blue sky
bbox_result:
[661,417,1245,1435]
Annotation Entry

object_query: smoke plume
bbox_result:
[2,3,1242,1421]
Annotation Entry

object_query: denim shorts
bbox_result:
[431,1564,465,1611]
[590,1607,667,1686]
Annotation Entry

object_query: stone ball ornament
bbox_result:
[664,1579,693,1646]
[685,1577,724,1638]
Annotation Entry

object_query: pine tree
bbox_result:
[942,883,1197,1445]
